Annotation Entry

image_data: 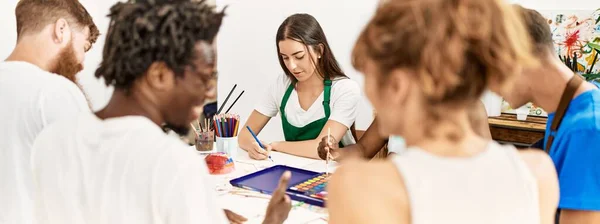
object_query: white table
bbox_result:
[196,147,337,224]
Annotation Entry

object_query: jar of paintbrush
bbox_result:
[192,118,214,152]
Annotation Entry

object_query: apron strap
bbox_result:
[545,75,583,153]
[280,83,295,114]
[323,80,332,117]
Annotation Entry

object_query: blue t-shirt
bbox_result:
[544,89,600,211]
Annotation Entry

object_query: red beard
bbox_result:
[49,43,92,109]
[49,43,83,83]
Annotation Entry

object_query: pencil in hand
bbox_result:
[246,126,273,162]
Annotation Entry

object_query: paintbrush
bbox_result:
[217,84,237,114]
[225,90,245,114]
[200,119,203,132]
[190,123,199,135]
[326,128,331,175]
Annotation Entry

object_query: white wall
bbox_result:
[215,0,598,141]
[215,0,377,141]
[0,0,115,111]
[1,0,597,141]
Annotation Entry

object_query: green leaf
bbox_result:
[589,43,600,51]
[582,73,600,81]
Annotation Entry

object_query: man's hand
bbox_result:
[224,209,247,224]
[263,171,292,224]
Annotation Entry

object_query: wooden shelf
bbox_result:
[488,113,547,147]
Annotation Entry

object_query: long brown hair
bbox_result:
[276,13,347,82]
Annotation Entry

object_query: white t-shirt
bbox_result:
[391,141,539,224]
[387,135,406,155]
[31,114,228,224]
[0,61,89,224]
[255,74,361,145]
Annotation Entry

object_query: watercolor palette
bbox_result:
[288,173,330,201]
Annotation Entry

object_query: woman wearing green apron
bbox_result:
[239,13,360,160]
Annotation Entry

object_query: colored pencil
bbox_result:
[231,117,235,137]
[226,115,230,137]
[223,116,226,137]
[216,116,222,137]
[234,116,240,136]
[217,115,225,137]
[213,119,217,136]
[246,126,264,148]
[222,115,226,137]
[215,115,223,137]
[227,115,231,137]
[228,116,232,137]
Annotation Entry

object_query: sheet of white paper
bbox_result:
[301,160,338,173]
[234,148,319,169]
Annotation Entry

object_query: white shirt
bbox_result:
[31,114,228,224]
[387,135,406,155]
[392,141,539,224]
[0,61,89,224]
[255,74,361,145]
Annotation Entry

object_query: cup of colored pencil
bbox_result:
[213,114,241,138]
[213,114,241,158]
[193,118,215,152]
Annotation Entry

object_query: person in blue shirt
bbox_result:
[501,6,600,223]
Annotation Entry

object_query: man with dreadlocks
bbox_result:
[0,1,99,223]
[30,0,291,223]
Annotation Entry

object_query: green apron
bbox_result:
[280,80,344,147]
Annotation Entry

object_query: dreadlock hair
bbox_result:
[95,0,225,91]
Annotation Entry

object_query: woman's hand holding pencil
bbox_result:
[248,140,272,160]
[246,126,274,161]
